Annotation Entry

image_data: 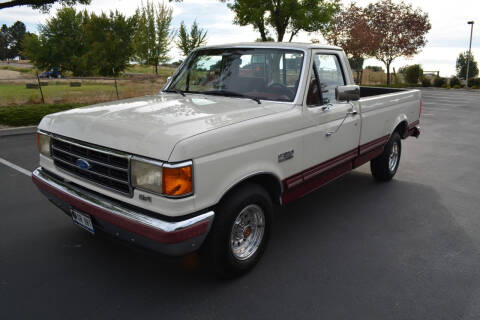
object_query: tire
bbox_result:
[370,132,402,182]
[206,183,273,278]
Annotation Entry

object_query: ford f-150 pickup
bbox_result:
[33,42,421,277]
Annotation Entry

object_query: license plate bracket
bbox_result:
[71,209,95,234]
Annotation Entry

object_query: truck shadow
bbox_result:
[41,170,480,319]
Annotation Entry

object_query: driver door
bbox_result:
[302,51,361,174]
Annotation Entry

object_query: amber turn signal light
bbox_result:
[162,165,193,197]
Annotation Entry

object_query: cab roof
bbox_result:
[197,42,342,51]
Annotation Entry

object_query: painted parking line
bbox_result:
[0,157,32,177]
[424,99,473,104]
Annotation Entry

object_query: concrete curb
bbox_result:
[0,126,37,137]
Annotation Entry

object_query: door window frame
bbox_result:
[304,52,347,108]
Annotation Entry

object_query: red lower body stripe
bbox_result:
[282,132,396,204]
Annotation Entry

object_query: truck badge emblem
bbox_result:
[76,159,91,170]
[278,150,294,163]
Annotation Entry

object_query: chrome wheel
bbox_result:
[230,204,265,261]
[388,142,399,172]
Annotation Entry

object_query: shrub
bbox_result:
[450,76,461,87]
[468,78,480,87]
[421,78,431,87]
[365,66,383,72]
[0,103,86,127]
[433,77,446,87]
[453,84,461,89]
[404,64,424,84]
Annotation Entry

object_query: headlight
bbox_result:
[36,132,51,157]
[131,159,193,197]
[131,159,163,194]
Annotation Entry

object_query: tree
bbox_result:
[403,64,423,84]
[6,21,29,59]
[133,1,173,74]
[22,7,135,76]
[85,11,136,76]
[255,36,274,42]
[365,0,431,85]
[0,21,32,60]
[0,25,8,60]
[224,0,340,42]
[175,20,207,57]
[0,0,91,12]
[23,8,91,75]
[323,3,379,83]
[456,51,479,80]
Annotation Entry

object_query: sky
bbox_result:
[0,0,478,77]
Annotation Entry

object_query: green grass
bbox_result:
[124,64,175,77]
[0,83,118,105]
[0,103,86,127]
[0,65,34,73]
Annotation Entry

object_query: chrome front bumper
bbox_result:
[32,168,214,256]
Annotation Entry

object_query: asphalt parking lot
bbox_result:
[1,88,480,319]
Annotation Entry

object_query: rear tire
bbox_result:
[370,132,401,181]
[206,183,273,278]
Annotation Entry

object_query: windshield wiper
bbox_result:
[203,90,261,104]
[165,88,185,97]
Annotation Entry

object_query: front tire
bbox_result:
[206,183,273,278]
[370,132,402,181]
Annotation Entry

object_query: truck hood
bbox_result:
[38,93,287,161]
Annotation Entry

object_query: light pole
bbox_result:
[466,21,474,88]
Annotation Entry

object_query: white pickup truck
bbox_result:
[33,42,421,277]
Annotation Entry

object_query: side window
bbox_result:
[313,54,345,105]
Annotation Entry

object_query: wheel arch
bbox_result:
[217,172,283,207]
[390,114,409,139]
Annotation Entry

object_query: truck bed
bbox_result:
[360,86,407,98]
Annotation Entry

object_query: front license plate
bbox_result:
[71,209,94,234]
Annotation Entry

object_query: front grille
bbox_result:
[51,138,132,196]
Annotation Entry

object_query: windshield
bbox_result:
[167,48,304,102]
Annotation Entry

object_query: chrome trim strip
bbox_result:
[131,156,164,167]
[52,146,129,172]
[162,160,193,169]
[33,168,214,234]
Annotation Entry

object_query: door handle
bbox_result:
[347,109,358,116]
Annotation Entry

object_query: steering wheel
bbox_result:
[267,83,295,100]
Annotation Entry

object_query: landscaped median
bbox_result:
[0,103,86,127]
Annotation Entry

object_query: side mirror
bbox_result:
[336,85,360,102]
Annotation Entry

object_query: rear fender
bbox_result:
[389,114,409,139]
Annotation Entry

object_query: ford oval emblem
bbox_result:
[76,159,91,170]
